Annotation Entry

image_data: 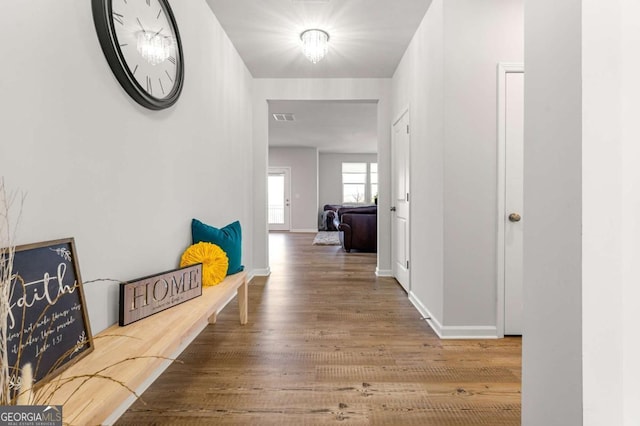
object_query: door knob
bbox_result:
[390,206,397,212]
[508,213,522,222]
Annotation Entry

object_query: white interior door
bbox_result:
[504,71,524,335]
[392,112,410,292]
[268,168,291,231]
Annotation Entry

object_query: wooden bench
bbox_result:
[40,271,248,425]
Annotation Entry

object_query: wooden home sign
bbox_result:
[119,264,202,326]
[7,238,94,396]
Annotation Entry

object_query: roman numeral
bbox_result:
[119,43,128,48]
[113,12,124,25]
[146,76,152,95]
[132,64,139,75]
[159,78,165,95]
[165,70,173,83]
[157,9,163,19]
[168,56,176,65]
[146,0,151,6]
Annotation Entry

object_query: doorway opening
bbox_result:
[268,167,291,231]
[266,99,380,265]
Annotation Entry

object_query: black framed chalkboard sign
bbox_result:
[6,238,94,396]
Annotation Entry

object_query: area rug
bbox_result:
[313,231,341,246]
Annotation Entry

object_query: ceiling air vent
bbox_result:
[272,113,296,122]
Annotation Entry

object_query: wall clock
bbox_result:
[92,0,184,110]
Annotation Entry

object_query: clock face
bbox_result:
[92,0,184,109]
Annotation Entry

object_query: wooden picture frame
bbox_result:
[7,238,93,396]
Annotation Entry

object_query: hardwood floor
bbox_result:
[117,232,521,425]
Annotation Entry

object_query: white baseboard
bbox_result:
[375,268,393,277]
[408,291,440,331]
[436,324,498,339]
[291,229,318,233]
[249,268,271,279]
[408,292,498,339]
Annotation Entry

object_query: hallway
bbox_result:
[118,232,521,425]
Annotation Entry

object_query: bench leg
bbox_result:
[238,277,248,325]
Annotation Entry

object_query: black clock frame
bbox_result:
[92,0,184,110]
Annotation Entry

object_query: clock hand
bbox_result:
[136,17,146,34]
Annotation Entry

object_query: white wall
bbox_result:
[620,4,640,423]
[392,0,445,323]
[443,0,523,329]
[392,0,523,336]
[524,1,640,424]
[0,1,254,334]
[269,147,318,232]
[319,153,378,210]
[582,2,622,423]
[253,79,392,275]
[582,0,640,425]
[522,0,583,424]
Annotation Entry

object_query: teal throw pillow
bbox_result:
[191,219,244,275]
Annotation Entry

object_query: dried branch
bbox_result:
[33,354,182,406]
[0,178,25,405]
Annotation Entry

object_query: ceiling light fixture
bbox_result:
[137,31,173,66]
[300,29,330,64]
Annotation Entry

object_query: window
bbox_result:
[370,163,378,203]
[342,162,378,204]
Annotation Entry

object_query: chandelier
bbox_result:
[137,31,173,66]
[300,29,330,64]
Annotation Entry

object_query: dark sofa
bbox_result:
[323,205,377,252]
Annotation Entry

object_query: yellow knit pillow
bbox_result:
[180,242,229,286]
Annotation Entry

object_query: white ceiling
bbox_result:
[205,0,431,78]
[205,0,430,153]
[269,100,377,154]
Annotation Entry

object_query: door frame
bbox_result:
[268,167,291,231]
[496,62,524,338]
[391,106,411,292]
